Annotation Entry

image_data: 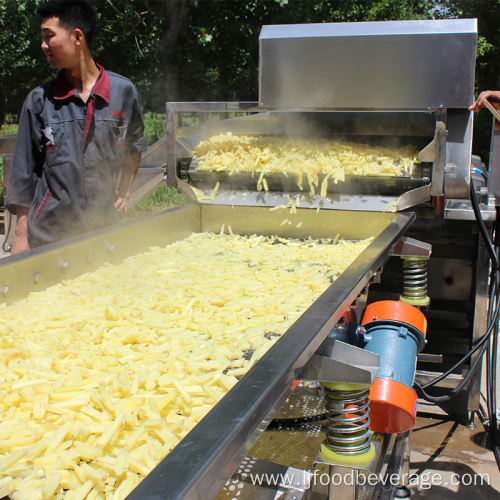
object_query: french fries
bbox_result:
[0,231,371,498]
[193,132,418,197]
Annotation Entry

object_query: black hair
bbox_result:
[38,0,97,49]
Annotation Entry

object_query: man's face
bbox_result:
[41,17,78,69]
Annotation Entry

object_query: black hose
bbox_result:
[421,276,500,389]
[470,185,499,270]
[491,334,500,468]
[414,337,488,402]
[268,413,328,428]
[415,183,500,471]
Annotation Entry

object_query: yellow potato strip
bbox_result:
[0,231,371,498]
[193,132,418,199]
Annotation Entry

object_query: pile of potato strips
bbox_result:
[193,132,418,194]
[0,230,371,499]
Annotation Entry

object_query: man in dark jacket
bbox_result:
[6,0,147,254]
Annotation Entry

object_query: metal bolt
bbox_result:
[356,326,366,337]
[33,273,41,284]
[61,262,69,274]
[2,286,10,295]
[108,244,116,255]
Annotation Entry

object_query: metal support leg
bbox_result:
[377,431,410,500]
[326,465,360,500]
[395,431,411,498]
[468,411,477,430]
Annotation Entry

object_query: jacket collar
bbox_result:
[54,63,110,103]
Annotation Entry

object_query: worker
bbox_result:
[469,90,500,129]
[6,0,147,254]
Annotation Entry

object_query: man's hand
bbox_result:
[10,209,30,255]
[470,90,500,130]
[115,152,141,213]
[114,194,129,213]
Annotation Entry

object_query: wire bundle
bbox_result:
[414,183,500,469]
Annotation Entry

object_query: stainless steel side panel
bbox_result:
[201,205,397,240]
[0,206,403,304]
[259,19,477,110]
[0,204,201,304]
[444,109,473,199]
[488,124,500,201]
[126,211,415,500]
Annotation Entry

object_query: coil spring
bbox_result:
[402,258,428,301]
[323,386,371,455]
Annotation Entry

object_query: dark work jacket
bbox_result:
[6,65,147,248]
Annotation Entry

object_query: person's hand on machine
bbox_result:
[469,90,500,129]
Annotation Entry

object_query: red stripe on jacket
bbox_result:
[36,190,51,219]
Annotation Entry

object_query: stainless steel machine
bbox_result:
[167,17,494,418]
[0,18,496,500]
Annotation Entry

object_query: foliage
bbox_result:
[126,184,191,218]
[435,0,500,163]
[0,122,18,203]
[0,123,18,135]
[143,112,166,146]
[0,122,17,204]
[0,0,443,117]
[1,0,499,162]
[0,156,3,204]
[0,0,53,125]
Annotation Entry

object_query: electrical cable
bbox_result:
[268,413,328,428]
[471,167,488,183]
[420,289,500,389]
[470,187,500,470]
[488,320,500,467]
[414,182,500,470]
[470,185,499,270]
[414,338,489,403]
[487,246,500,468]
[415,185,499,397]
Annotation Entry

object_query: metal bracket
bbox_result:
[395,184,432,211]
[417,124,444,163]
[175,177,199,201]
[418,113,448,198]
[301,339,379,385]
[389,237,432,258]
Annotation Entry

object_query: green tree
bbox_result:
[1,0,442,123]
[0,0,52,125]
[3,0,499,167]
[436,0,500,163]
[177,0,438,103]
[91,1,195,109]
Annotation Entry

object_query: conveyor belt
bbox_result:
[187,166,428,196]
